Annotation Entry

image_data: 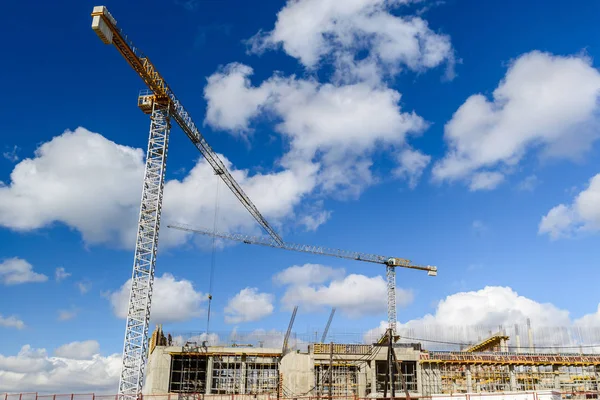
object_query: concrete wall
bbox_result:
[144,346,172,395]
[280,352,314,396]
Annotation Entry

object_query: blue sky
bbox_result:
[2,0,600,393]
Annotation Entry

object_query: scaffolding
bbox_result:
[245,356,279,394]
[315,363,359,397]
[375,360,417,394]
[420,363,600,395]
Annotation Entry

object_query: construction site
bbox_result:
[137,323,600,400]
[3,5,598,400]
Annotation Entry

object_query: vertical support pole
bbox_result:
[386,266,397,335]
[118,99,171,400]
[329,342,334,400]
[388,330,395,399]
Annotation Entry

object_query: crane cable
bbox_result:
[206,174,221,339]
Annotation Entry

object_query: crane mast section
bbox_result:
[91,6,283,246]
[167,224,437,270]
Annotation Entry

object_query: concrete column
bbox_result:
[358,365,367,398]
[206,356,213,394]
[433,366,443,394]
[416,361,423,396]
[509,366,517,391]
[371,361,377,395]
[241,358,247,394]
[466,366,473,393]
[552,365,561,390]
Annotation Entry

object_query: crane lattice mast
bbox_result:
[90,6,282,400]
[167,224,438,336]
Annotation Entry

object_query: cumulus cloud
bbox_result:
[0,314,25,329]
[224,287,274,324]
[205,64,427,196]
[393,148,431,188]
[433,51,600,190]
[54,340,100,360]
[54,267,70,282]
[77,281,91,294]
[57,309,78,321]
[539,173,600,239]
[0,129,144,245]
[273,263,346,286]
[0,128,323,249]
[108,273,205,323]
[364,286,600,351]
[517,174,540,192]
[0,344,120,393]
[249,0,454,80]
[0,257,47,285]
[276,264,413,317]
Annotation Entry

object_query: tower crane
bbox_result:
[90,6,283,400]
[167,224,438,336]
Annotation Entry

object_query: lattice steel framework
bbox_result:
[386,266,397,334]
[119,99,171,398]
[167,224,438,338]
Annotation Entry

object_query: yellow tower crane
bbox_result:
[90,6,283,400]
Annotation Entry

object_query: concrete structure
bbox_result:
[143,328,600,399]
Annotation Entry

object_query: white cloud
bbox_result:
[0,257,48,285]
[76,281,91,294]
[0,128,144,246]
[54,267,71,282]
[0,128,324,249]
[433,51,600,190]
[276,264,413,318]
[204,64,427,197]
[249,0,454,80]
[0,344,120,394]
[273,263,345,286]
[54,340,100,360]
[0,315,25,329]
[162,151,319,249]
[3,145,19,162]
[300,209,331,231]
[224,287,274,324]
[468,171,505,191]
[365,286,600,349]
[517,174,540,191]
[539,173,600,239]
[575,304,600,326]
[57,309,78,321]
[172,332,221,347]
[108,273,206,323]
[393,147,431,188]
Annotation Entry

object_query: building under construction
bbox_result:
[143,326,600,399]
